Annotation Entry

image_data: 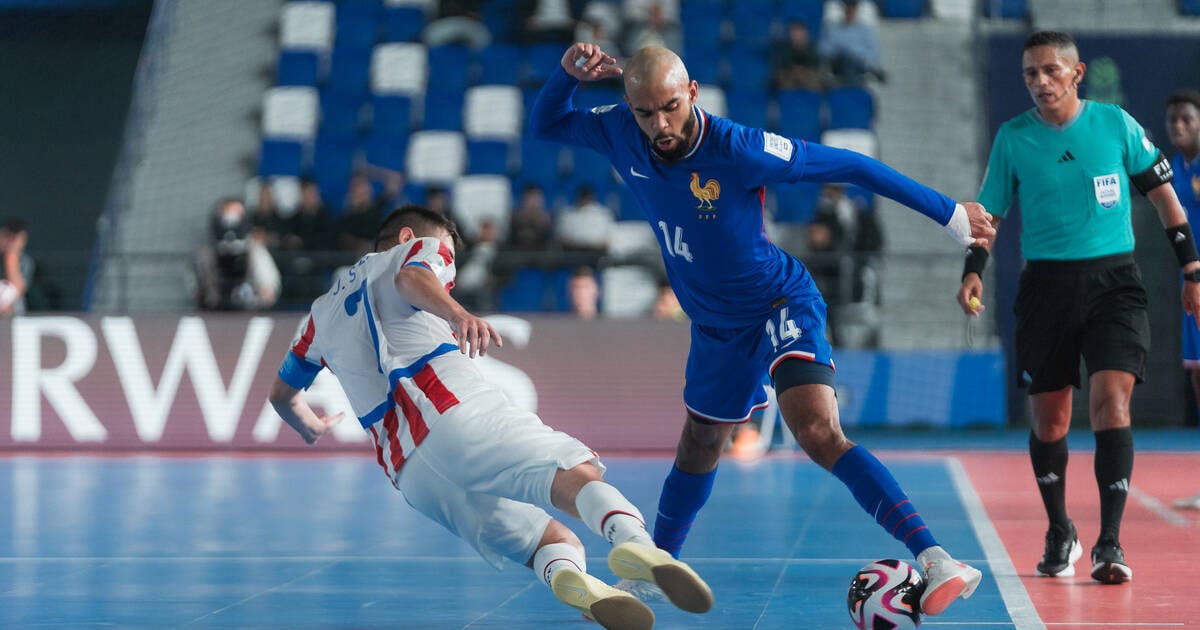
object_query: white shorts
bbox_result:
[395,386,602,569]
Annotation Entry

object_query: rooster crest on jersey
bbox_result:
[690,172,720,216]
[847,559,925,630]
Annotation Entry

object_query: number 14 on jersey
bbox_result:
[657,221,693,262]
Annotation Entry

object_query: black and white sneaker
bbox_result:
[1090,540,1132,584]
[1036,522,1082,577]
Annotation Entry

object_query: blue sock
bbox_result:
[832,445,938,558]
[652,465,717,558]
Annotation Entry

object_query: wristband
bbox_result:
[1166,223,1200,267]
[961,246,989,280]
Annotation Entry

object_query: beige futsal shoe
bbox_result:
[608,542,714,614]
[550,567,654,630]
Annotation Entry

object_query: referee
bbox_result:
[958,31,1200,585]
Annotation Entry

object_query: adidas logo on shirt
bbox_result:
[1057,150,1075,163]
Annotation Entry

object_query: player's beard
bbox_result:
[651,111,698,163]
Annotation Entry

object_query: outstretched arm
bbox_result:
[394,265,502,358]
[268,377,344,445]
[529,42,621,145]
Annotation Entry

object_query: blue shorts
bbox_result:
[683,295,834,422]
[1185,310,1200,369]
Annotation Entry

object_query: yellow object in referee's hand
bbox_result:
[968,297,981,311]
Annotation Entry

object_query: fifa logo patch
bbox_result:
[1093,173,1120,209]
[690,172,720,218]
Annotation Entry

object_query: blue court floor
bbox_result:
[0,451,1032,629]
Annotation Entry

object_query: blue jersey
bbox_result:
[531,67,957,327]
[1172,152,1200,229]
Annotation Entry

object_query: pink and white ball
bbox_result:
[847,559,925,629]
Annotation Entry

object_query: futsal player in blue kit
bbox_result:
[531,42,993,616]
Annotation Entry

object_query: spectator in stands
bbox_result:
[455,220,500,312]
[818,0,886,87]
[772,20,823,91]
[0,218,30,316]
[620,0,681,58]
[194,197,281,311]
[281,178,333,252]
[555,184,615,255]
[509,183,554,251]
[568,265,600,320]
[517,0,584,45]
[423,0,492,50]
[250,181,285,250]
[807,184,883,346]
[336,173,388,259]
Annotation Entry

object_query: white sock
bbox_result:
[575,481,654,547]
[533,542,586,589]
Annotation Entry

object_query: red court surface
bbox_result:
[963,451,1200,628]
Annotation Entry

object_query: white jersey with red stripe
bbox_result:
[277,237,493,479]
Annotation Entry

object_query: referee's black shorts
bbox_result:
[1014,253,1149,394]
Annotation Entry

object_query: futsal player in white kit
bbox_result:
[267,205,711,629]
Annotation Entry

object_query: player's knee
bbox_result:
[538,519,583,549]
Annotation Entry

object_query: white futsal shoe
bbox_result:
[551,567,654,630]
[608,542,714,614]
[916,546,983,616]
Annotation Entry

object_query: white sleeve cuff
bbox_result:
[943,203,975,246]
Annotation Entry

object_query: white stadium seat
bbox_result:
[601,265,659,318]
[821,128,878,160]
[697,84,726,118]
[262,86,319,139]
[270,176,302,214]
[280,2,335,50]
[371,43,428,95]
[823,0,879,26]
[463,85,523,140]
[405,130,467,184]
[451,175,513,242]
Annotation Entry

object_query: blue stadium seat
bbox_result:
[519,136,562,188]
[381,4,425,42]
[523,44,566,85]
[327,47,371,101]
[774,181,822,223]
[1184,0,1200,15]
[466,139,512,175]
[727,46,772,93]
[277,50,320,86]
[682,46,723,85]
[333,4,380,51]
[776,88,823,141]
[313,135,357,213]
[827,86,874,129]
[681,0,726,55]
[729,0,776,52]
[361,132,408,172]
[779,0,824,42]
[259,139,305,176]
[982,0,1028,18]
[499,267,550,311]
[477,44,522,85]
[319,91,364,137]
[369,94,412,136]
[482,0,517,43]
[727,89,770,130]
[421,90,465,131]
[568,146,615,197]
[427,45,474,92]
[881,0,926,18]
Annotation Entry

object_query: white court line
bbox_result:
[946,457,1046,630]
[1128,485,1193,527]
[186,561,338,625]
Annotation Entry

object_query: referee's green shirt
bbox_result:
[978,100,1161,261]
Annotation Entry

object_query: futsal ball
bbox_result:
[847,558,925,630]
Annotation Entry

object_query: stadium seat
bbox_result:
[821,128,879,159]
[518,136,563,188]
[982,0,1028,18]
[466,139,512,175]
[369,94,413,136]
[779,0,824,43]
[729,0,776,52]
[313,135,358,212]
[727,46,772,94]
[727,89,770,130]
[262,86,320,139]
[270,176,302,214]
[523,43,567,85]
[600,265,659,318]
[361,132,409,171]
[405,130,467,184]
[277,50,321,86]
[327,46,371,100]
[827,86,874,129]
[427,45,474,92]
[280,1,335,50]
[774,181,822,223]
[477,44,522,85]
[498,267,550,312]
[319,91,363,137]
[681,45,723,86]
[567,146,617,197]
[696,84,726,118]
[334,4,380,51]
[381,3,426,42]
[370,43,428,95]
[259,139,305,176]
[421,89,465,131]
[930,0,973,20]
[451,175,512,242]
[481,0,517,43]
[823,0,879,26]
[681,0,726,55]
[776,89,823,141]
[881,0,926,18]
[463,85,522,140]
